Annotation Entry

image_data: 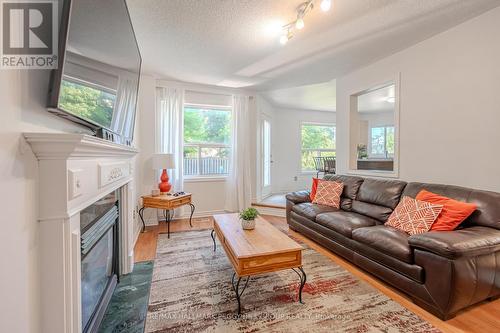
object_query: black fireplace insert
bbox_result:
[80,190,120,333]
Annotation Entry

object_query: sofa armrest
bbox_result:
[408,226,500,259]
[285,191,311,204]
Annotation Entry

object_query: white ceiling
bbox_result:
[127,0,499,96]
[261,81,336,112]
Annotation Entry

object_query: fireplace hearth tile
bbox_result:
[98,261,154,333]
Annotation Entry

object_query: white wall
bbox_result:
[0,69,87,333]
[336,6,500,192]
[271,106,336,193]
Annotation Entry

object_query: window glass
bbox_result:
[301,124,336,171]
[183,106,231,176]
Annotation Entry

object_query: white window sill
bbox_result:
[184,176,228,183]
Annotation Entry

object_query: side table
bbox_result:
[138,193,195,238]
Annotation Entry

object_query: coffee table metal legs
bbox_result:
[292,266,307,304]
[210,229,216,252]
[229,267,306,315]
[231,273,250,315]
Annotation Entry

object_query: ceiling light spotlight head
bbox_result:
[279,30,293,45]
[320,0,332,12]
[279,34,289,45]
[295,18,305,30]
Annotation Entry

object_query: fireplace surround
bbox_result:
[24,133,138,333]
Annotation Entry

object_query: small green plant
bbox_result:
[240,207,259,221]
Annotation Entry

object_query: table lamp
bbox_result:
[152,153,175,194]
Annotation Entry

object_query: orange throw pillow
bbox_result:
[312,180,343,208]
[416,190,477,231]
[386,196,443,235]
[310,178,319,201]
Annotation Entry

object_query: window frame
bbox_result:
[299,122,336,174]
[182,103,232,180]
[369,125,395,158]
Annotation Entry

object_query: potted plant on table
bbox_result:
[240,207,259,230]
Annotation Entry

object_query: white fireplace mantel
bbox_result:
[24,133,138,333]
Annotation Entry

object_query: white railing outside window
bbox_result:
[183,104,232,177]
[183,143,230,176]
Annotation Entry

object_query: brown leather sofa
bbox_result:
[286,174,500,320]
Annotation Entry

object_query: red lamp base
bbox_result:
[159,169,172,193]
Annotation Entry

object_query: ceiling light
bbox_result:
[295,18,304,30]
[320,0,332,12]
[277,0,332,44]
[385,96,395,103]
[279,34,289,45]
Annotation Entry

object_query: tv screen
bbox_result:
[48,0,141,145]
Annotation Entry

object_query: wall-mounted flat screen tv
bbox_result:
[48,0,141,146]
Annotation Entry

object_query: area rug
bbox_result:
[99,261,154,333]
[145,230,440,333]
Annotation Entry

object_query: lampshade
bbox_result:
[152,153,175,169]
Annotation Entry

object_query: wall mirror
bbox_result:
[349,81,399,177]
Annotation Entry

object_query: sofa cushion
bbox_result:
[416,189,477,231]
[386,196,443,235]
[351,201,393,222]
[352,225,413,263]
[350,178,407,222]
[323,175,364,210]
[357,178,407,209]
[316,211,379,238]
[312,180,343,208]
[403,182,500,230]
[291,202,338,221]
[408,226,500,259]
[286,190,312,204]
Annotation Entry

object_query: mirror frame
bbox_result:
[347,73,400,178]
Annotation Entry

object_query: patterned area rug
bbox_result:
[146,229,440,333]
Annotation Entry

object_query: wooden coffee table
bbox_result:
[211,213,306,314]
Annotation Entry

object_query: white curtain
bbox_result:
[112,76,138,139]
[156,86,184,192]
[225,95,252,212]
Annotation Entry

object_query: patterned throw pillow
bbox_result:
[312,180,344,208]
[386,196,443,235]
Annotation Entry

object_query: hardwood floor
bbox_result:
[134,215,500,333]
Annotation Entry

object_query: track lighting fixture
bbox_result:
[278,0,332,45]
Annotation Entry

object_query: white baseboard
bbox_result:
[252,205,286,217]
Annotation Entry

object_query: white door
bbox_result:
[261,116,272,198]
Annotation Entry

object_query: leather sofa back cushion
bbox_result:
[357,178,407,209]
[324,175,364,210]
[403,183,500,230]
[351,200,393,222]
